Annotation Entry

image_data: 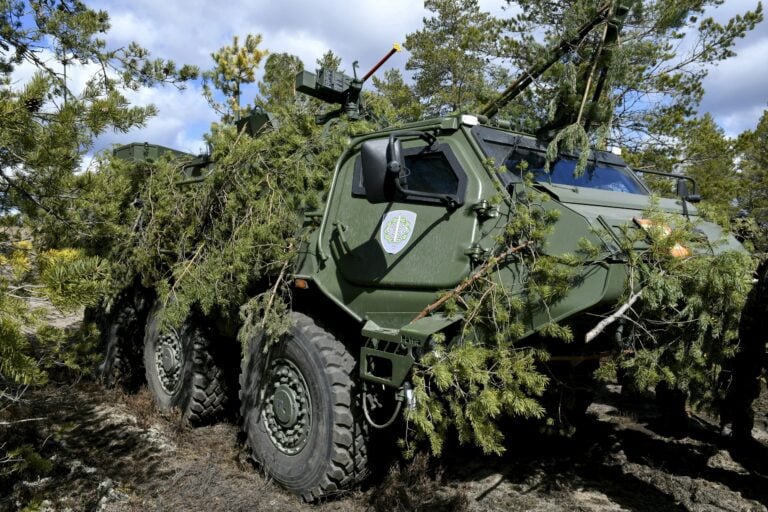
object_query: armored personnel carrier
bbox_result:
[99,2,758,500]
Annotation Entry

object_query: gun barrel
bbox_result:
[362,43,402,82]
[479,1,626,119]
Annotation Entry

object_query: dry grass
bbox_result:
[368,452,469,512]
[114,386,183,433]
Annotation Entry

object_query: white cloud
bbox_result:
[11,48,102,94]
[700,36,768,135]
[90,0,429,70]
[265,29,334,71]
[11,0,768,152]
[78,0,441,152]
[107,10,160,49]
[93,83,215,154]
[717,104,768,136]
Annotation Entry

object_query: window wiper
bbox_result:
[499,136,521,170]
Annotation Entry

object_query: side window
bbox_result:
[403,151,459,195]
[352,143,467,205]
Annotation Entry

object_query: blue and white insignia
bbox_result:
[380,210,417,254]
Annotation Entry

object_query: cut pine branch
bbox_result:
[584,290,643,343]
[414,240,534,321]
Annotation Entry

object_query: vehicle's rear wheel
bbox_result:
[98,289,149,390]
[143,300,231,425]
[240,312,368,501]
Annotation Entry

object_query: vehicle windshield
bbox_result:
[505,152,649,195]
[472,126,649,195]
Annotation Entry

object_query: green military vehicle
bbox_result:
[98,2,760,501]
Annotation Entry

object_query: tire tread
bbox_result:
[240,312,369,501]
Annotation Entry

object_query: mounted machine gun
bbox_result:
[295,44,402,123]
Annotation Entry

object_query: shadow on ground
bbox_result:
[1,384,171,510]
[1,383,360,512]
[3,382,768,512]
[434,385,768,512]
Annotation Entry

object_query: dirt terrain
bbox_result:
[3,377,768,512]
[3,308,768,511]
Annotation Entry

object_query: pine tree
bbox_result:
[627,114,741,224]
[404,0,506,116]
[316,50,342,72]
[500,0,763,150]
[371,69,424,124]
[679,115,740,224]
[257,52,304,110]
[203,34,268,122]
[735,109,768,251]
[0,0,196,402]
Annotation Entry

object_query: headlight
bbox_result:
[633,217,690,258]
[633,217,672,237]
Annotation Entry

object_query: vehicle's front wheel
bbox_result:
[143,301,231,425]
[240,312,368,501]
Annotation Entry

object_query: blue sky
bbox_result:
[30,0,768,155]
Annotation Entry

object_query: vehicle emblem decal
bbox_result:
[380,210,417,254]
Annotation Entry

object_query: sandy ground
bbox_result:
[3,380,768,512]
[3,307,768,511]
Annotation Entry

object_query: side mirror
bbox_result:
[676,178,701,203]
[361,137,404,203]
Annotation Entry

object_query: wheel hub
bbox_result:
[273,386,299,426]
[160,346,177,373]
[263,358,311,455]
[155,329,183,394]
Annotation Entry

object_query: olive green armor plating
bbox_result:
[113,115,744,391]
[289,114,744,388]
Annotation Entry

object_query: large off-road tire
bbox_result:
[143,301,231,425]
[240,312,368,501]
[97,289,149,390]
[723,261,768,440]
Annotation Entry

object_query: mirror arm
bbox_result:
[631,168,701,203]
[388,131,437,152]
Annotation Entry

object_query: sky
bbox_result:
[30,0,768,155]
